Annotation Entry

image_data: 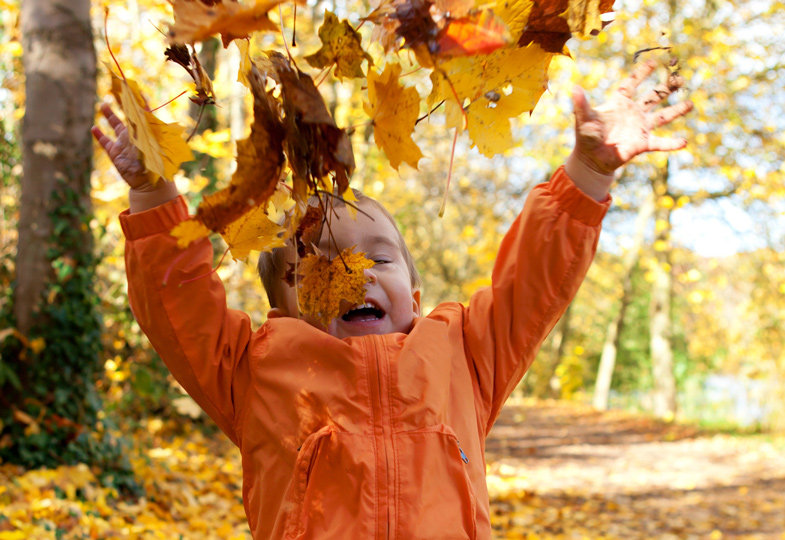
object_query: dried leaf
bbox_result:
[265,51,355,197]
[220,205,286,261]
[297,247,375,327]
[429,43,553,155]
[164,44,216,105]
[192,64,285,235]
[364,63,423,170]
[517,0,614,52]
[170,219,211,248]
[167,0,290,47]
[109,70,193,182]
[305,11,373,80]
[435,10,512,58]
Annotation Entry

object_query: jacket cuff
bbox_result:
[119,196,190,240]
[550,166,611,227]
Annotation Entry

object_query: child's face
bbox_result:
[269,200,421,339]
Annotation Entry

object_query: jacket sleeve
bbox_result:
[120,196,252,445]
[463,167,610,434]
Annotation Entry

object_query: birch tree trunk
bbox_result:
[593,193,655,410]
[649,163,677,418]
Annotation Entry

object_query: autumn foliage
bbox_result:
[102,0,614,322]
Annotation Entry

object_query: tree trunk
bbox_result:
[16,0,96,334]
[649,163,677,418]
[593,193,655,410]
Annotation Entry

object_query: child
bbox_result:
[93,60,691,539]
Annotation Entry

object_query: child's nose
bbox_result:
[364,268,377,284]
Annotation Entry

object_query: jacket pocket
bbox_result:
[394,424,477,539]
[281,429,376,540]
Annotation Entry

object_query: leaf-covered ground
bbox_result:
[1,400,783,539]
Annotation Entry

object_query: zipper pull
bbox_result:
[456,440,469,464]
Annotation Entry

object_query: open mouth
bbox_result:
[341,302,385,322]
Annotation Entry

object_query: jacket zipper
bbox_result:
[370,335,393,539]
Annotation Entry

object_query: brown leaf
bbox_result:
[518,0,614,52]
[167,0,291,47]
[191,64,285,236]
[263,51,355,199]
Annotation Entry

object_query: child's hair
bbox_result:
[258,190,422,309]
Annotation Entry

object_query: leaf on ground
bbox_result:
[364,63,423,170]
[167,0,290,47]
[109,70,193,182]
[434,10,512,58]
[297,247,374,327]
[429,44,553,155]
[305,11,373,80]
[517,0,615,52]
[221,205,286,261]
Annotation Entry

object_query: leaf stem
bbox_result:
[150,89,188,113]
[438,126,459,217]
[104,7,126,81]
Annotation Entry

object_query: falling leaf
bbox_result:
[429,44,553,154]
[264,51,355,197]
[170,219,211,248]
[364,63,423,170]
[220,205,286,261]
[305,11,373,79]
[164,44,215,106]
[517,0,614,52]
[167,0,290,47]
[109,70,194,182]
[192,63,285,235]
[434,10,512,58]
[296,247,374,327]
[493,0,534,43]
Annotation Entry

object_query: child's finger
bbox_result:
[649,100,694,128]
[647,135,688,153]
[571,85,597,126]
[617,60,657,98]
[99,103,127,137]
[91,125,113,153]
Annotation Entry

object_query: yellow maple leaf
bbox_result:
[305,11,373,79]
[109,70,193,182]
[566,0,604,38]
[170,219,211,249]
[364,64,423,171]
[167,0,289,47]
[494,0,534,43]
[220,205,286,261]
[297,248,374,328]
[430,44,553,156]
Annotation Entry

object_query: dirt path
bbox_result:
[485,399,785,539]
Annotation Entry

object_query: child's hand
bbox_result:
[566,60,693,200]
[92,102,179,212]
[92,103,157,189]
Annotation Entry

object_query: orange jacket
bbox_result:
[120,167,609,539]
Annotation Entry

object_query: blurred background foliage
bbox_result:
[0,0,784,475]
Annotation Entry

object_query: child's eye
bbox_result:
[373,258,391,264]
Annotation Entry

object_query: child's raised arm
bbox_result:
[91,103,180,212]
[565,59,694,201]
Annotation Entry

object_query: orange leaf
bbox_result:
[435,10,512,58]
[167,0,292,47]
[297,248,374,328]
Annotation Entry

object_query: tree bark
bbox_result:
[16,0,96,334]
[649,163,677,418]
[593,193,655,410]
